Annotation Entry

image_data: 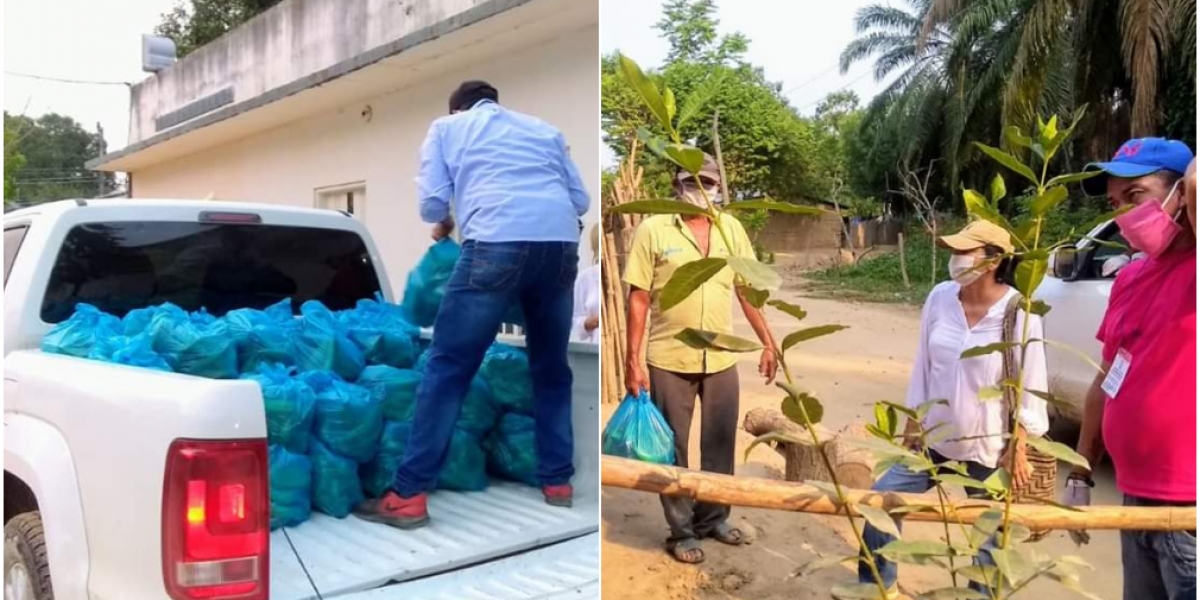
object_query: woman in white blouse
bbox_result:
[571,224,601,344]
[858,220,1049,597]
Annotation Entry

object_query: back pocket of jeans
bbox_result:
[469,246,524,291]
[558,246,580,286]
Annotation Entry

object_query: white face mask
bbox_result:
[679,183,720,208]
[948,254,986,286]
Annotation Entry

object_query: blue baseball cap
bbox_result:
[1082,137,1194,195]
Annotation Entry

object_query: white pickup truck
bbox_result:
[1037,219,1128,426]
[3,199,599,600]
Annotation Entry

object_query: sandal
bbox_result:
[709,523,745,546]
[668,538,705,564]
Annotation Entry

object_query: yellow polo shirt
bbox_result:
[624,213,756,374]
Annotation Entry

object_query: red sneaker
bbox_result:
[543,484,573,507]
[354,490,430,529]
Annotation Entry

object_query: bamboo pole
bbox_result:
[601,456,1196,531]
[600,139,645,404]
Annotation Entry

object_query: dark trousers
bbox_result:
[649,365,740,542]
[393,240,579,496]
[1122,495,1197,600]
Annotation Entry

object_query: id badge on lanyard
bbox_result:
[1101,348,1132,399]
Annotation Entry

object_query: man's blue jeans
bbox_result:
[858,452,998,593]
[393,241,578,497]
[1122,495,1196,600]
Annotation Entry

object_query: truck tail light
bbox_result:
[163,439,269,600]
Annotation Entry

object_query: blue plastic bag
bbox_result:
[42,304,121,358]
[87,332,173,372]
[269,445,312,530]
[458,375,501,439]
[356,366,421,422]
[479,343,534,415]
[486,413,539,487]
[360,420,411,498]
[340,295,420,369]
[309,439,363,518]
[304,371,382,463]
[295,301,366,381]
[401,239,461,327]
[243,364,317,454]
[439,428,490,491]
[226,298,294,342]
[144,305,239,379]
[601,391,676,464]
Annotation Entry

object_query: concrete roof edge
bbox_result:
[88,0,534,172]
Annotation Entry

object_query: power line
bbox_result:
[781,62,844,96]
[798,67,877,112]
[4,71,132,87]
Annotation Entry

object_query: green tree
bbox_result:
[603,0,829,202]
[157,0,284,57]
[4,112,113,205]
[4,123,26,203]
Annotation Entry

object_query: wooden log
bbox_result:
[601,456,1196,531]
[742,408,877,490]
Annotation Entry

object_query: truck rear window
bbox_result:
[41,221,383,323]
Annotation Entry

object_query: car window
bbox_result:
[4,226,29,287]
[41,221,383,323]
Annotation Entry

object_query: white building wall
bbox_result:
[131,26,599,298]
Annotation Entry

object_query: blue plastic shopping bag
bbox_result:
[601,391,676,464]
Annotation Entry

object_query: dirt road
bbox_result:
[601,289,1124,599]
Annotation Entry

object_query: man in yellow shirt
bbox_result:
[623,154,778,564]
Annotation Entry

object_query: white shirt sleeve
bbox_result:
[905,289,937,411]
[1017,312,1051,437]
[571,265,600,343]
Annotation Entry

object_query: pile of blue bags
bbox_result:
[42,240,544,530]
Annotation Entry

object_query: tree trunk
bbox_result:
[601,456,1196,531]
[929,219,938,286]
[742,408,877,490]
[898,232,911,289]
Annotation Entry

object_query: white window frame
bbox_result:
[314,182,367,220]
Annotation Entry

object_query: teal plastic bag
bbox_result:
[458,375,500,439]
[243,364,316,454]
[439,428,489,491]
[238,324,298,374]
[226,298,293,342]
[87,332,172,372]
[304,371,382,463]
[309,439,362,518]
[340,295,420,368]
[401,239,461,327]
[479,343,534,415]
[295,301,366,381]
[362,422,488,494]
[360,420,411,498]
[147,306,239,379]
[269,445,312,530]
[486,413,539,487]
[601,391,676,465]
[356,366,421,422]
[42,304,121,358]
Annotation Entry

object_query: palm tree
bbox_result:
[921,0,1196,139]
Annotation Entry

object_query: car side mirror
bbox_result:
[1051,246,1080,280]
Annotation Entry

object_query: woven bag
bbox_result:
[1001,294,1057,542]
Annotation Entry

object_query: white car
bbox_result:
[1036,220,1129,426]
[4,199,599,600]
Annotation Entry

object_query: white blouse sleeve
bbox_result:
[571,270,590,343]
[1017,312,1051,437]
[905,289,937,411]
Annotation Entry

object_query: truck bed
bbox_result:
[271,482,597,599]
[339,532,600,599]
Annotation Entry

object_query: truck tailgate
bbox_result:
[335,533,599,599]
[270,482,598,599]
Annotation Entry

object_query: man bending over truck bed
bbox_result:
[356,80,591,529]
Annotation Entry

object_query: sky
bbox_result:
[600,0,897,164]
[4,0,179,152]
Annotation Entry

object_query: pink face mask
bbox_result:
[1115,181,1184,258]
